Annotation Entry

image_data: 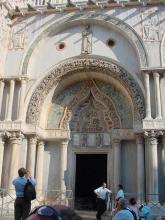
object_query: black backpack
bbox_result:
[126,208,138,220]
[24,179,36,201]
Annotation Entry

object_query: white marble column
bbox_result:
[136,135,144,202]
[27,136,37,177]
[144,73,152,119]
[17,78,26,121]
[145,131,159,202]
[60,141,68,192]
[6,79,15,121]
[113,139,121,193]
[0,132,5,186]
[0,80,5,119]
[36,140,44,191]
[8,132,23,190]
[153,72,162,119]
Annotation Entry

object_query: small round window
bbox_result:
[56,42,66,51]
[106,39,115,47]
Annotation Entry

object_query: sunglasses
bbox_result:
[29,205,63,220]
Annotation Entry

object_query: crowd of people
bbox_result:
[94,182,153,220]
[12,170,153,220]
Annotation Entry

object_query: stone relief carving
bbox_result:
[141,9,162,42]
[144,130,163,144]
[60,80,121,131]
[81,24,92,54]
[27,57,145,126]
[8,22,27,50]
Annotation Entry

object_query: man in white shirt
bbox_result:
[94,182,112,220]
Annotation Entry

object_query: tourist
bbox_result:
[139,204,153,220]
[116,184,124,200]
[27,205,82,220]
[94,182,112,220]
[128,198,139,220]
[12,168,36,220]
[112,198,134,220]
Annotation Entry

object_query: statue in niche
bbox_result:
[81,24,92,54]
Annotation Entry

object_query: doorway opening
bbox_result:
[75,154,107,210]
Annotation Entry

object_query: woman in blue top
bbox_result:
[12,168,36,220]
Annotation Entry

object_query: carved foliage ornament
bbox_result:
[26,57,145,125]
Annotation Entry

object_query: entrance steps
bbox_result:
[76,210,111,220]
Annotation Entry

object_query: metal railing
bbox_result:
[0,188,73,217]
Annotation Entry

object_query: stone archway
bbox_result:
[26,56,145,129]
[21,11,148,76]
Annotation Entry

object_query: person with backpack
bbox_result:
[12,168,36,220]
[112,198,134,220]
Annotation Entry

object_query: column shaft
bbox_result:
[6,80,15,121]
[8,132,22,190]
[0,80,5,119]
[27,136,37,177]
[0,133,5,186]
[113,139,121,193]
[136,135,144,202]
[144,73,152,119]
[60,141,68,192]
[153,72,162,119]
[17,79,26,121]
[147,133,158,202]
[36,141,44,191]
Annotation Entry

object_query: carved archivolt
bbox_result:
[22,12,148,75]
[59,80,121,130]
[26,56,145,125]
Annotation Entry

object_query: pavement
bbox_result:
[0,217,13,220]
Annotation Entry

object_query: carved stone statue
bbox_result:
[81,25,92,54]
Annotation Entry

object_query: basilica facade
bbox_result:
[0,0,165,209]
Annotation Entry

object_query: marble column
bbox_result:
[6,79,15,121]
[0,80,5,119]
[136,135,144,202]
[60,141,68,192]
[8,132,23,190]
[35,140,44,191]
[153,72,162,119]
[27,136,37,177]
[144,73,152,119]
[113,139,121,193]
[145,131,159,202]
[17,78,26,121]
[0,132,5,186]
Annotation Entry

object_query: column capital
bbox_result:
[136,134,143,144]
[6,131,24,144]
[38,140,44,147]
[0,132,5,144]
[29,135,38,145]
[153,72,160,78]
[144,130,163,145]
[112,139,121,145]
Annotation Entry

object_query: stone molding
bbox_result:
[141,68,165,77]
[21,12,148,76]
[26,56,145,126]
[135,134,143,145]
[143,119,165,130]
[0,121,69,141]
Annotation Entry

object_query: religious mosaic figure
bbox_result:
[81,24,92,54]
